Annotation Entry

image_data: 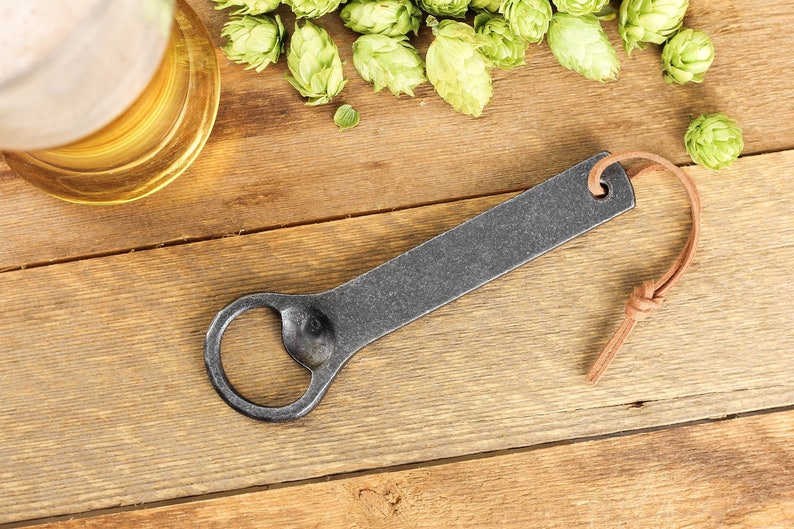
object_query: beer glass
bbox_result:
[0,0,220,204]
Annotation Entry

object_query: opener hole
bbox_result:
[220,307,311,407]
[591,180,611,200]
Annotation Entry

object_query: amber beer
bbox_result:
[0,0,220,204]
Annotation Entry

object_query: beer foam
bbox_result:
[0,0,101,85]
[0,0,174,150]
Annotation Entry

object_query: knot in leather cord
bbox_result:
[625,280,664,321]
[585,151,701,384]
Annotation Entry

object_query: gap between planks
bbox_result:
[0,148,774,274]
[0,189,513,275]
[6,405,794,529]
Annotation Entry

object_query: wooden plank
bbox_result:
[30,409,794,529]
[0,151,792,523]
[2,0,794,269]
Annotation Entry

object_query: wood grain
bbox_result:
[30,409,794,529]
[1,151,792,523]
[2,0,794,269]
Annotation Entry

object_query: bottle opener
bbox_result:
[205,152,636,421]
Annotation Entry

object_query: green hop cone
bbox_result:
[214,0,280,15]
[285,0,344,18]
[474,13,527,70]
[685,113,743,170]
[286,21,348,105]
[353,34,426,96]
[416,0,469,18]
[547,13,619,82]
[661,28,715,84]
[551,0,609,16]
[426,18,493,117]
[221,15,285,72]
[469,0,502,13]
[499,0,552,44]
[619,0,689,56]
[340,0,422,37]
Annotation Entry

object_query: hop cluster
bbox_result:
[215,0,738,161]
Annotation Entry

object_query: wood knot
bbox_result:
[625,280,664,321]
[358,486,402,518]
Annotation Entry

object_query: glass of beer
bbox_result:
[0,0,220,204]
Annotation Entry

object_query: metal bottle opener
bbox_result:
[205,153,635,421]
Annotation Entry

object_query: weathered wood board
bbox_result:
[34,409,794,529]
[1,0,792,269]
[1,151,792,523]
[2,0,793,525]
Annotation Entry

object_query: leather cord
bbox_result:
[586,152,702,383]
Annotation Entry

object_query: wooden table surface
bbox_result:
[2,1,793,527]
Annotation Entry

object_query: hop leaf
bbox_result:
[474,13,527,70]
[340,0,422,37]
[286,21,348,105]
[426,19,493,117]
[285,0,344,18]
[551,0,609,16]
[661,28,714,84]
[469,0,503,13]
[353,34,426,96]
[685,113,743,170]
[214,0,280,15]
[547,13,619,82]
[499,0,552,44]
[619,0,689,56]
[221,15,285,72]
[416,0,470,19]
[334,104,361,129]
